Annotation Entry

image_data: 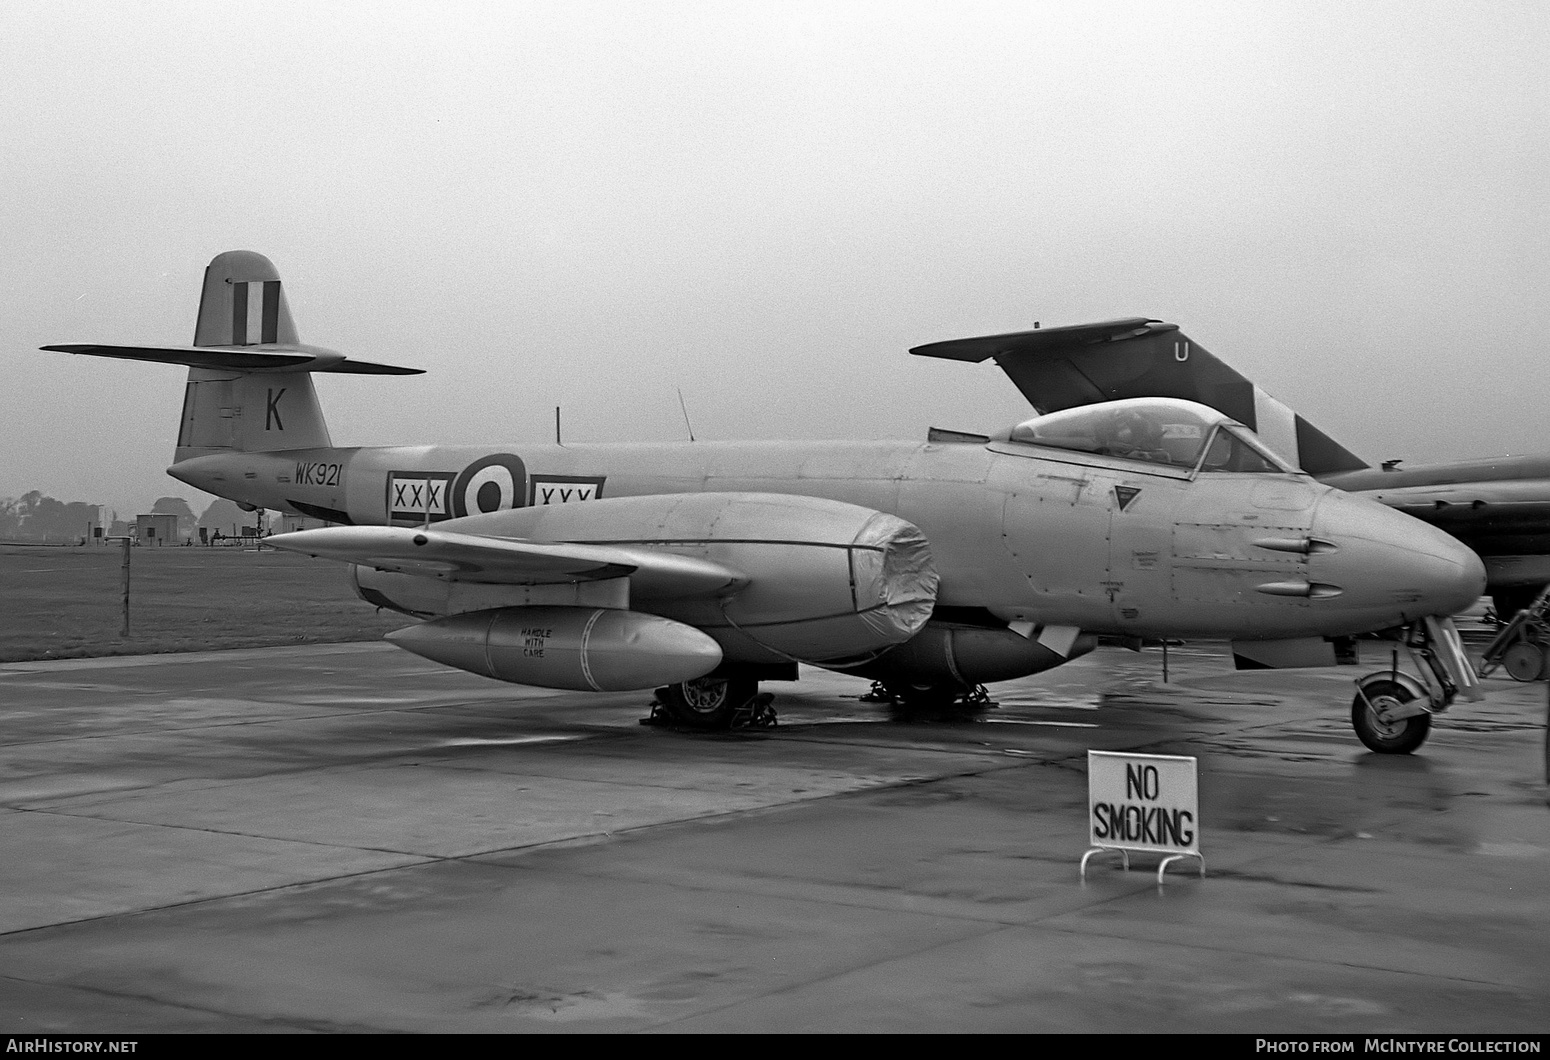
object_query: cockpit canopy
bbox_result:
[1005,398,1298,474]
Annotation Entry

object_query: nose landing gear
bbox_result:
[1352,616,1481,754]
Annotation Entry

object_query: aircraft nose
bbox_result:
[1309,491,1486,625]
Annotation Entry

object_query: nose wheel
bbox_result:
[1351,680,1433,755]
[1350,617,1479,754]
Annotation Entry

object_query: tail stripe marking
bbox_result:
[228,281,280,346]
[231,282,248,345]
[261,280,280,344]
[246,282,264,345]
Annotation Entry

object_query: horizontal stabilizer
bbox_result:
[268,525,748,593]
[42,343,423,375]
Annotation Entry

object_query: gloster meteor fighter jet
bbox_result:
[46,253,1486,753]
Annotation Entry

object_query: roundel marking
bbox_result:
[451,454,528,517]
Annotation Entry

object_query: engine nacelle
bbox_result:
[851,621,1098,687]
[386,606,723,691]
[438,492,940,665]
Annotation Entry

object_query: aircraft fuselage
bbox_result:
[170,436,1483,642]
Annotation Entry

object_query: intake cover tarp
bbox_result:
[850,512,938,643]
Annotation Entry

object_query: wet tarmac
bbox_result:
[1,641,1546,1032]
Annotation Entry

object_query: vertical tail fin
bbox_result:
[180,251,327,458]
[43,251,422,462]
[175,369,334,459]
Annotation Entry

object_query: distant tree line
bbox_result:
[0,492,104,543]
[1,493,242,543]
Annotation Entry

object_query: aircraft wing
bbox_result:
[267,525,747,596]
[910,319,1368,475]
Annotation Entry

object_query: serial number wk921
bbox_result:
[294,461,343,487]
[522,626,553,658]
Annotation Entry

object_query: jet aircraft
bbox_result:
[44,253,1486,753]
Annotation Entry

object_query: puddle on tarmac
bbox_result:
[1475,841,1547,858]
[980,718,1099,728]
[440,735,585,747]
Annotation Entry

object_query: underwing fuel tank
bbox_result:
[386,606,723,692]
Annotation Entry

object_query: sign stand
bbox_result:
[1081,749,1205,884]
[1079,847,1130,875]
[1154,850,1205,882]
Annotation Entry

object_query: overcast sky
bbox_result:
[3,1,1546,517]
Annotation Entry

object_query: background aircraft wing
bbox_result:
[1318,470,1550,533]
[910,319,1368,475]
[268,525,747,596]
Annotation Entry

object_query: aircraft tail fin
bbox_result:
[43,251,422,461]
[911,319,1369,475]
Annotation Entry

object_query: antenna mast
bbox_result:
[677,387,696,442]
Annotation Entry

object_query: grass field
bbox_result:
[0,543,408,662]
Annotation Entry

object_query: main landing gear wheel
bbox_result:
[1352,680,1433,755]
[660,677,759,730]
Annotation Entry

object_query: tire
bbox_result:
[660,677,758,730]
[1503,640,1548,682]
[1351,680,1433,754]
